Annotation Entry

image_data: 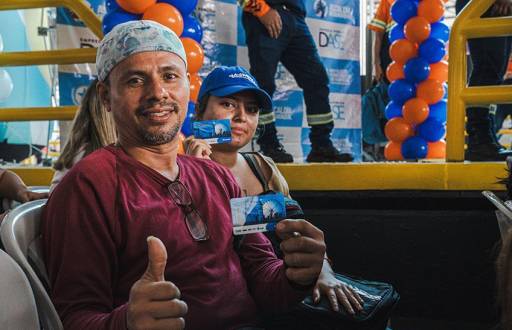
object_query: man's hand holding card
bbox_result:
[276,219,326,286]
[231,193,326,286]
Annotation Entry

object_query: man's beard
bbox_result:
[136,101,183,145]
[139,121,181,145]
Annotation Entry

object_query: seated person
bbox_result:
[0,169,48,222]
[50,79,116,192]
[185,65,363,314]
[42,20,327,330]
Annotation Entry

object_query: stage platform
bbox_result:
[11,161,509,191]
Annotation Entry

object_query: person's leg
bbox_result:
[242,12,294,163]
[466,35,512,161]
[280,14,352,162]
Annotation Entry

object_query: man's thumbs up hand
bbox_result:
[143,235,168,282]
[127,236,187,330]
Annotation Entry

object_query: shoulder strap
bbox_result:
[241,152,269,192]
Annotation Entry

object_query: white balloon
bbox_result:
[0,69,13,102]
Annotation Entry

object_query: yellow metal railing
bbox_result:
[447,0,512,161]
[0,0,102,121]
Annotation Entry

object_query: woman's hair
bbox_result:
[53,79,117,171]
[498,228,512,329]
[194,94,210,120]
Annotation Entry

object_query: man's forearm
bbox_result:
[373,30,384,67]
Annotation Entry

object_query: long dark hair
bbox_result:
[54,79,117,171]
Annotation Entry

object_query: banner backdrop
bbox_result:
[57,1,105,107]
[57,0,361,162]
[197,0,361,162]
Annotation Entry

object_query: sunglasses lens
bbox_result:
[169,182,209,241]
[186,210,209,241]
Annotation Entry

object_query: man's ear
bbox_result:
[97,80,111,112]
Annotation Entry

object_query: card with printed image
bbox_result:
[230,193,286,235]
[193,119,232,144]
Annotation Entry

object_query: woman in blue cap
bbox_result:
[185,66,364,315]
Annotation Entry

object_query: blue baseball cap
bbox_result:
[197,66,272,110]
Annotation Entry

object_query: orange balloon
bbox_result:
[189,74,202,103]
[117,0,156,14]
[389,39,418,64]
[404,17,431,43]
[181,38,205,74]
[143,3,184,36]
[386,61,405,82]
[177,132,186,154]
[418,0,445,23]
[403,98,430,125]
[429,61,448,82]
[385,117,414,143]
[384,142,404,161]
[417,79,445,105]
[426,140,446,159]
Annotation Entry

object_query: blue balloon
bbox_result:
[385,101,403,120]
[401,136,428,159]
[388,79,416,104]
[404,57,431,83]
[419,38,446,64]
[181,15,203,43]
[429,100,447,123]
[159,0,199,17]
[105,0,120,13]
[430,22,450,42]
[389,24,405,43]
[102,10,140,35]
[181,101,196,137]
[391,0,418,25]
[417,118,446,142]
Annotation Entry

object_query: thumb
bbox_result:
[143,236,167,282]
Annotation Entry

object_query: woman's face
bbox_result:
[200,91,260,150]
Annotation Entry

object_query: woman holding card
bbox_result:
[185,66,364,315]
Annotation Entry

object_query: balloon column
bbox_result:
[102,0,204,137]
[384,0,449,160]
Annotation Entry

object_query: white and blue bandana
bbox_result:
[96,20,187,82]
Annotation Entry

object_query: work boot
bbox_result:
[257,122,294,163]
[466,108,512,161]
[261,143,294,163]
[306,145,353,163]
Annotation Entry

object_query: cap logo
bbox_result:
[228,73,256,85]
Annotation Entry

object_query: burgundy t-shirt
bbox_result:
[42,146,305,329]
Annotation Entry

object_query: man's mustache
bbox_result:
[136,102,182,115]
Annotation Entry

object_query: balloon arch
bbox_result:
[384,0,449,161]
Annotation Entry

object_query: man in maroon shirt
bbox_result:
[42,20,326,330]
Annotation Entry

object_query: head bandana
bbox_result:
[96,20,187,82]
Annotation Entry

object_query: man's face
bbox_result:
[99,51,190,147]
[201,91,260,150]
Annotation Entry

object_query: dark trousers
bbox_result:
[242,7,333,148]
[456,0,512,140]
